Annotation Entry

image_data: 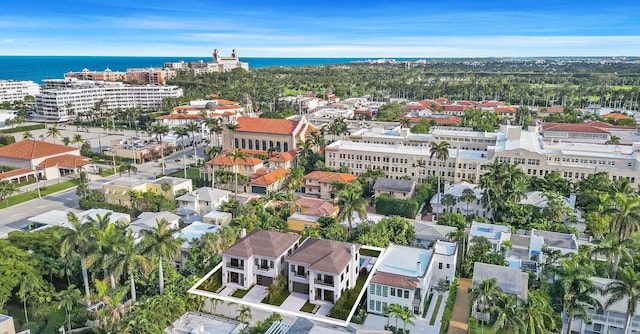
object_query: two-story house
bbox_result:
[103,176,192,208]
[287,238,360,305]
[468,222,512,252]
[373,178,416,199]
[204,153,264,178]
[287,197,338,232]
[221,229,300,289]
[268,150,297,170]
[368,241,457,316]
[176,187,232,216]
[302,171,356,199]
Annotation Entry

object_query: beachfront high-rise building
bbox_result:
[34,78,183,122]
[164,48,249,74]
[65,67,177,85]
[0,80,40,103]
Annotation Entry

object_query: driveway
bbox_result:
[280,292,308,312]
[243,286,266,303]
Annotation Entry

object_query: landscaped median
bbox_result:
[2,179,80,208]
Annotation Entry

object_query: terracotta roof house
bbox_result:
[249,167,288,194]
[205,153,265,177]
[222,229,300,289]
[287,238,360,305]
[0,140,89,180]
[268,150,297,170]
[302,171,357,199]
[223,116,316,154]
[287,197,339,232]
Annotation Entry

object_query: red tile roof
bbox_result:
[603,113,630,120]
[156,113,203,120]
[494,107,517,114]
[371,272,419,289]
[287,238,359,275]
[542,122,610,134]
[214,99,240,106]
[236,117,299,135]
[250,167,288,186]
[539,106,564,114]
[442,105,466,112]
[303,171,356,184]
[0,140,78,160]
[269,150,297,163]
[401,116,463,126]
[208,154,264,167]
[0,168,35,180]
[37,154,91,168]
[222,229,300,258]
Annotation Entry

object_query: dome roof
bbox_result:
[204,102,217,110]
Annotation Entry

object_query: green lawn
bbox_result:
[422,293,434,318]
[231,285,254,298]
[328,271,369,320]
[262,289,290,306]
[198,269,223,293]
[6,302,66,334]
[429,294,444,325]
[300,300,318,313]
[167,167,201,180]
[360,248,381,257]
[3,179,80,208]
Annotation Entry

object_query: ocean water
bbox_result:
[0,56,417,83]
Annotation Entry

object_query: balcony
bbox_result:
[314,278,335,287]
[293,271,307,278]
[255,264,270,272]
[226,262,244,270]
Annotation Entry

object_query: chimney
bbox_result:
[240,228,246,238]
[400,127,410,138]
[416,261,421,276]
[350,244,356,258]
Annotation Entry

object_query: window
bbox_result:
[369,284,376,295]
[241,138,246,148]
[391,288,396,296]
[376,300,381,312]
[270,261,274,268]
[376,284,382,296]
[404,290,409,299]
[370,299,375,310]
[446,264,450,269]
[438,262,443,269]
[290,265,294,272]
[234,138,239,149]
[382,286,388,297]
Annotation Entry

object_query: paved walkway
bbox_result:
[280,292,308,311]
[448,278,472,334]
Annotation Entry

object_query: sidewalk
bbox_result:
[448,278,471,334]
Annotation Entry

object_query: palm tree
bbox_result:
[460,188,476,220]
[140,218,181,294]
[56,284,82,333]
[399,118,412,129]
[606,193,640,244]
[605,135,621,145]
[227,149,249,199]
[22,131,33,140]
[492,294,525,333]
[46,126,62,144]
[175,127,190,178]
[430,141,450,209]
[336,183,367,238]
[61,212,96,302]
[281,166,304,194]
[557,255,602,334]
[61,136,71,146]
[207,118,223,146]
[85,217,125,290]
[469,278,504,331]
[520,291,556,334]
[149,123,169,174]
[205,146,222,188]
[236,305,252,323]
[399,307,416,332]
[441,193,457,213]
[309,130,325,152]
[386,303,403,329]
[107,233,151,303]
[226,123,239,149]
[185,122,200,160]
[592,234,634,279]
[72,133,85,149]
[604,266,640,334]
[118,161,138,176]
[18,270,42,323]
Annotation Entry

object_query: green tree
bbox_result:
[399,307,416,332]
[227,149,249,199]
[556,255,601,334]
[604,266,640,334]
[140,218,181,294]
[441,193,457,213]
[605,135,621,145]
[22,130,33,140]
[520,291,556,334]
[469,278,504,330]
[460,188,476,220]
[281,166,304,194]
[0,180,18,207]
[18,270,43,323]
[236,305,252,323]
[108,233,151,303]
[606,193,640,243]
[493,294,525,333]
[46,126,62,144]
[175,127,190,178]
[185,122,200,160]
[149,123,169,174]
[56,284,82,333]
[430,141,450,210]
[336,183,368,238]
[61,212,96,302]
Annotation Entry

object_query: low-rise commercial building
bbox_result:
[0,139,90,180]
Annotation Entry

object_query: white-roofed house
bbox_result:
[368,241,457,316]
[128,211,180,240]
[176,187,232,216]
[373,178,416,199]
[472,262,528,305]
[468,222,511,253]
[430,181,489,218]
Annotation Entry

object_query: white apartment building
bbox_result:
[0,80,40,103]
[368,241,457,316]
[222,229,300,289]
[287,238,360,305]
[35,78,183,122]
[325,124,640,188]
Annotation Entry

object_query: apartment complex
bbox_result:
[164,49,249,74]
[35,78,183,122]
[368,241,457,316]
[325,124,640,187]
[0,80,40,103]
[65,67,177,85]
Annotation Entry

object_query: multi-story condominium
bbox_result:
[0,80,40,103]
[35,78,183,122]
[223,117,316,154]
[368,241,457,316]
[302,171,356,200]
[164,49,249,74]
[568,276,640,334]
[221,229,300,289]
[287,238,360,305]
[125,67,177,85]
[325,124,640,188]
[64,68,126,81]
[102,176,192,208]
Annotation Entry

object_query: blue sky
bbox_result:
[1,0,639,57]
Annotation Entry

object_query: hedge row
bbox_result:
[0,135,16,146]
[439,277,459,334]
[79,198,128,213]
[0,124,45,133]
[375,194,418,218]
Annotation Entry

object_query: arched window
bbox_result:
[283,142,289,152]
[255,140,259,150]
[234,138,239,149]
[269,141,274,148]
[262,140,267,151]
[248,140,253,150]
[276,141,281,150]
[241,139,246,149]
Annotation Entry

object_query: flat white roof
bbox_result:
[377,244,432,277]
[327,140,488,160]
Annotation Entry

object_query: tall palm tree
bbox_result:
[281,166,304,195]
[227,149,249,199]
[56,284,81,333]
[22,131,33,140]
[226,123,239,149]
[185,122,200,160]
[557,255,602,334]
[84,213,125,290]
[604,266,640,334]
[492,293,525,333]
[605,193,640,244]
[18,270,42,323]
[469,278,504,331]
[72,133,85,149]
[441,193,457,213]
[430,141,450,209]
[61,136,71,146]
[520,291,556,334]
[336,183,367,238]
[149,123,169,174]
[309,130,325,152]
[107,233,150,303]
[592,234,634,279]
[175,127,190,178]
[207,118,223,146]
[399,307,416,332]
[205,146,222,188]
[61,212,96,302]
[140,218,181,294]
[460,188,476,221]
[118,161,138,176]
[46,126,62,144]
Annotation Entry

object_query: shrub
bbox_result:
[439,277,459,334]
[0,135,16,146]
[0,123,45,133]
[79,198,128,213]
[375,194,418,218]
